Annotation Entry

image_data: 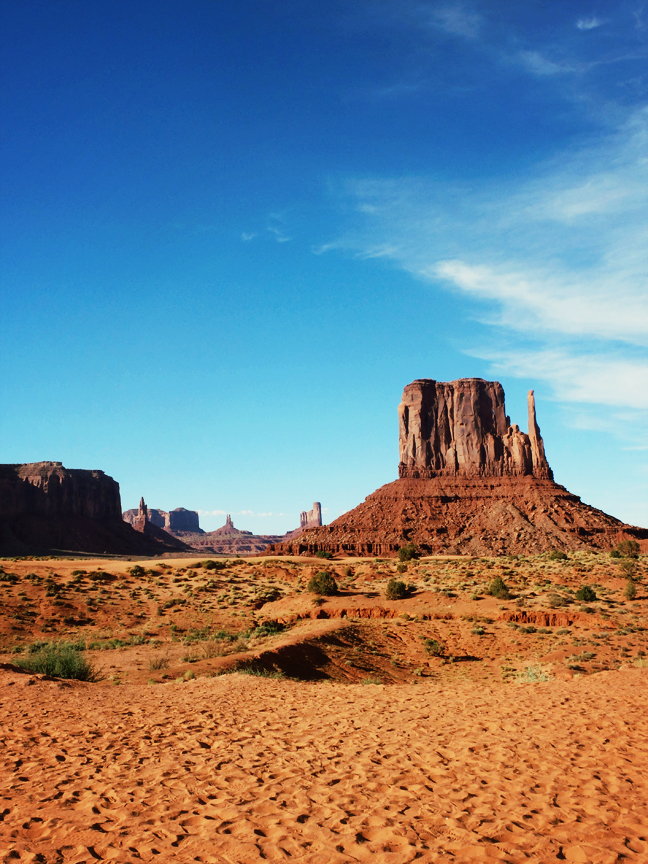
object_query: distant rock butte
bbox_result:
[123,504,203,537]
[267,378,647,557]
[0,463,188,555]
[179,515,285,555]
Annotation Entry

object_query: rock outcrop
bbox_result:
[398,379,552,479]
[301,503,322,530]
[179,515,285,555]
[266,378,647,557]
[0,463,188,555]
[123,504,203,537]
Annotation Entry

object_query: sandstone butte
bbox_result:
[267,378,648,557]
[0,463,188,556]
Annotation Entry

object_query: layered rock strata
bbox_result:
[267,378,647,557]
[0,463,188,555]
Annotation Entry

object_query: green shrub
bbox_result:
[610,550,621,559]
[128,565,146,577]
[624,579,637,601]
[575,585,597,602]
[307,571,338,595]
[423,638,445,656]
[614,540,640,559]
[398,543,420,563]
[548,550,568,561]
[488,575,511,600]
[385,578,409,600]
[251,620,286,637]
[396,562,407,574]
[203,560,227,570]
[16,643,102,682]
[314,550,333,559]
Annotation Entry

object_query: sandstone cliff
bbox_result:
[398,379,552,480]
[0,463,188,556]
[267,379,646,557]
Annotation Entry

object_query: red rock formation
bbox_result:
[398,379,552,479]
[179,515,285,555]
[301,503,322,530]
[123,505,203,536]
[267,379,647,557]
[0,463,188,556]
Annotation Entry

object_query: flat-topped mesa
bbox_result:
[398,378,553,480]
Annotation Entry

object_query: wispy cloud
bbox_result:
[429,5,482,39]
[576,17,604,31]
[322,107,648,418]
[267,213,292,243]
[241,232,256,241]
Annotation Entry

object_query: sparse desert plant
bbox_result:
[315,550,333,559]
[343,566,354,578]
[613,539,640,559]
[128,565,146,577]
[516,664,553,683]
[385,578,409,600]
[149,654,169,671]
[16,643,103,682]
[307,571,338,595]
[575,585,597,602]
[398,542,420,563]
[396,562,407,574]
[619,559,637,579]
[548,550,568,561]
[203,559,227,570]
[547,592,568,608]
[488,575,511,600]
[624,579,637,601]
[423,637,445,656]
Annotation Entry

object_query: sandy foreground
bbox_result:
[1,665,647,864]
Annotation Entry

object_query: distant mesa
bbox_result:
[0,463,188,556]
[267,378,647,557]
[123,503,203,536]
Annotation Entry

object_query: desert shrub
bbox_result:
[625,579,637,601]
[610,550,621,559]
[203,560,227,571]
[619,560,637,579]
[472,626,485,636]
[547,593,567,608]
[396,562,407,574]
[16,643,102,682]
[488,575,511,600]
[251,620,285,638]
[71,569,86,577]
[385,578,409,600]
[307,571,338,596]
[423,638,445,656]
[575,585,597,602]
[128,565,146,577]
[343,566,354,578]
[0,570,19,584]
[548,550,568,561]
[398,543,420,563]
[149,654,169,671]
[314,550,333,559]
[235,664,285,678]
[516,664,553,683]
[614,540,640,559]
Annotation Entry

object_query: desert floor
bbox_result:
[1,552,647,862]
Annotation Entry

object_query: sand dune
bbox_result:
[1,665,647,863]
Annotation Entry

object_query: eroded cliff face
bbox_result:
[398,379,553,480]
[0,462,122,521]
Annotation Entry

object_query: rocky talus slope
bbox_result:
[268,378,647,556]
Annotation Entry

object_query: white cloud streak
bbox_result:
[324,107,648,416]
[576,17,604,30]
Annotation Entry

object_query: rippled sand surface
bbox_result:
[1,666,647,863]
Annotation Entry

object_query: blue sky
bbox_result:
[1,0,646,534]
